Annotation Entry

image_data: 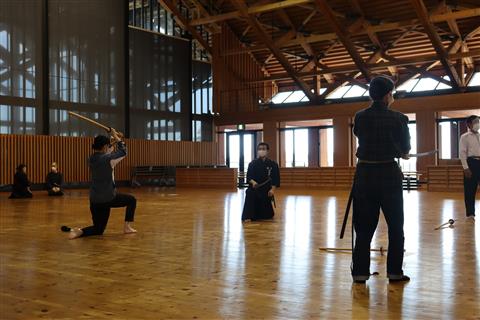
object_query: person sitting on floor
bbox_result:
[46,162,64,196]
[9,164,33,199]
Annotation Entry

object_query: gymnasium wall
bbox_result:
[212,23,274,114]
[0,135,217,185]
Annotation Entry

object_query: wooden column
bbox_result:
[308,128,319,167]
[217,130,225,165]
[416,110,437,174]
[263,121,279,162]
[333,116,352,166]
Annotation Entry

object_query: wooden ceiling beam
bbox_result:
[222,7,480,56]
[248,49,480,83]
[190,0,312,26]
[190,1,480,26]
[157,0,212,55]
[314,0,371,80]
[409,0,461,88]
[230,0,315,100]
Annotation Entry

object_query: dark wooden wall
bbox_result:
[0,135,217,184]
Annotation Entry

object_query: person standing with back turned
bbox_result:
[352,75,411,283]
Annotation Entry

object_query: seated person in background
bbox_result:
[9,164,33,199]
[241,142,280,221]
[46,162,64,196]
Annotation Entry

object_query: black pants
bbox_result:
[352,162,405,279]
[464,157,480,217]
[241,187,274,221]
[9,190,33,199]
[81,193,136,237]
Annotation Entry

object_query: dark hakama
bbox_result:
[9,172,33,199]
[46,171,64,196]
[242,158,280,221]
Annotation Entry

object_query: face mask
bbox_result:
[473,123,480,132]
[257,150,267,158]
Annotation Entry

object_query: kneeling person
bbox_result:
[65,130,137,239]
[46,162,64,196]
[9,164,33,199]
[242,142,280,221]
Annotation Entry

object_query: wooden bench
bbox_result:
[280,167,355,190]
[131,166,175,187]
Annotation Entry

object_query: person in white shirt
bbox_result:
[459,115,480,221]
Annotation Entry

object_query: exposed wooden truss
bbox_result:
[410,0,461,88]
[153,0,480,98]
[249,49,480,83]
[230,0,315,100]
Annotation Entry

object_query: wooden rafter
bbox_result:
[190,1,480,26]
[248,49,480,83]
[314,0,370,80]
[409,0,461,88]
[230,0,315,100]
[190,0,312,26]
[222,8,480,56]
[157,0,212,55]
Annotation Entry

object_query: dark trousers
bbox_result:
[9,189,33,199]
[81,193,136,237]
[352,162,405,278]
[464,158,480,217]
[241,187,274,221]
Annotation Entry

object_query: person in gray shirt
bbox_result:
[64,129,137,239]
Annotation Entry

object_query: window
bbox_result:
[411,78,439,92]
[468,72,480,87]
[272,91,293,104]
[284,128,309,167]
[191,60,213,142]
[327,85,351,99]
[0,105,36,135]
[397,79,419,92]
[283,90,306,103]
[435,76,452,90]
[398,123,417,171]
[343,85,367,98]
[320,128,334,167]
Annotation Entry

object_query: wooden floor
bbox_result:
[0,188,479,319]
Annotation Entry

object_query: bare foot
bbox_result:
[69,228,83,239]
[124,222,137,234]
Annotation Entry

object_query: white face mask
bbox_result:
[473,123,480,132]
[257,150,267,158]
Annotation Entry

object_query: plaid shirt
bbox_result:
[354,101,411,161]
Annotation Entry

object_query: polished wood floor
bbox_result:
[0,188,479,319]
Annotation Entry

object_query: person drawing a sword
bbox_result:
[241,142,280,222]
[63,128,137,239]
[352,75,411,283]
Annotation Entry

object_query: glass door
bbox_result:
[226,131,257,185]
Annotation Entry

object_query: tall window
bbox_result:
[128,0,209,61]
[192,60,213,142]
[48,0,125,136]
[129,28,188,141]
[0,0,40,134]
[284,129,309,167]
[320,128,334,167]
[399,123,417,172]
